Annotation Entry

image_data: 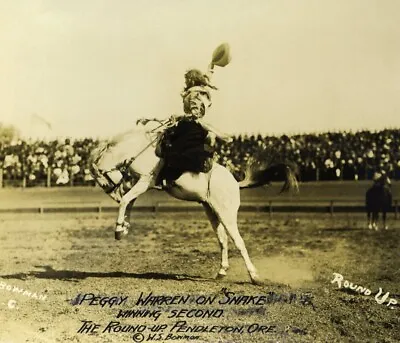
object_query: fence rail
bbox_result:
[0,200,398,219]
[1,165,400,189]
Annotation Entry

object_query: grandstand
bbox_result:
[0,129,399,188]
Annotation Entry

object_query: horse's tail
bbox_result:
[238,157,299,194]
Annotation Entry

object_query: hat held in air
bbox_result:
[211,43,231,67]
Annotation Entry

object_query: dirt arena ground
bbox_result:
[0,210,399,343]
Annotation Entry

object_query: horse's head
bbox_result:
[88,142,109,170]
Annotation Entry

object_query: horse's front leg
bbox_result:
[382,211,388,230]
[115,199,136,239]
[372,212,379,231]
[125,199,136,225]
[115,177,150,240]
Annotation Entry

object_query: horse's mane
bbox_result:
[108,127,146,147]
[89,126,150,167]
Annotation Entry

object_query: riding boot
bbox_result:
[153,179,168,190]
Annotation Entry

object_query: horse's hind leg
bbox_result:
[203,203,229,278]
[208,173,260,284]
[217,209,260,284]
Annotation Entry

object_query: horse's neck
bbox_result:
[97,128,157,166]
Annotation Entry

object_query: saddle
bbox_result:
[156,119,214,184]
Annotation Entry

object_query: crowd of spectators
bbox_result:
[0,129,399,187]
[216,129,400,182]
[0,138,99,186]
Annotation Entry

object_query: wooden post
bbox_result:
[97,204,102,219]
[47,167,51,187]
[69,169,74,187]
[269,200,273,218]
[22,175,26,188]
[330,200,334,217]
[0,167,3,188]
[316,168,320,182]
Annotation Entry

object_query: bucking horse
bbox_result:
[90,119,299,284]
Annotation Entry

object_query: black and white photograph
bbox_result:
[0,1,399,342]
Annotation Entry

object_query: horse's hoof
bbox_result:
[216,273,226,280]
[115,229,128,240]
[251,275,264,286]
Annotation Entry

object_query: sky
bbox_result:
[1,0,399,139]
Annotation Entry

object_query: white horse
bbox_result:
[90,120,299,284]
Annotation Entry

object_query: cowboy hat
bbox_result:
[212,43,231,67]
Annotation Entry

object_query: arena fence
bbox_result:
[1,166,400,189]
[0,200,398,219]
